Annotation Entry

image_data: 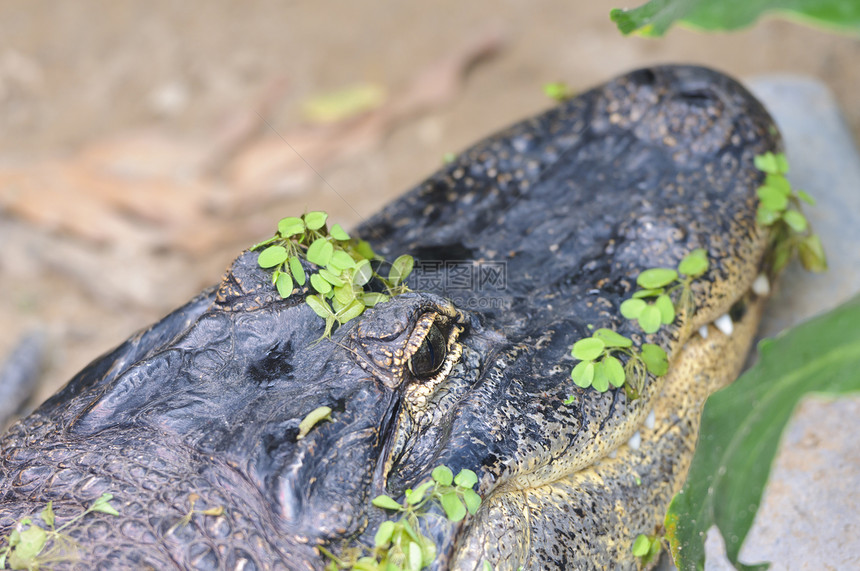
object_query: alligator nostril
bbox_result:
[630,68,657,85]
[679,89,713,102]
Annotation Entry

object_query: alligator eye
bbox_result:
[408,323,447,379]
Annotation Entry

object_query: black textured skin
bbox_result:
[0,66,779,570]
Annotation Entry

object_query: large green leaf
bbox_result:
[666,294,860,570]
[610,0,860,37]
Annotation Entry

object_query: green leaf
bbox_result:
[330,223,350,241]
[355,240,377,260]
[754,152,778,173]
[330,250,357,269]
[782,209,808,232]
[798,234,828,272]
[774,152,789,174]
[757,184,789,211]
[771,240,793,274]
[276,273,294,298]
[388,255,415,286]
[637,304,662,334]
[408,541,423,571]
[655,294,675,325]
[40,501,55,528]
[462,488,482,515]
[361,292,389,307]
[310,273,332,294]
[406,481,435,505]
[592,361,611,393]
[543,81,574,101]
[400,518,422,546]
[302,83,385,124]
[331,296,346,313]
[440,492,467,522]
[306,238,334,267]
[632,534,651,557]
[594,328,633,348]
[603,355,626,388]
[304,211,328,231]
[8,525,47,568]
[372,495,403,511]
[419,535,437,567]
[333,284,356,305]
[337,300,365,324]
[632,288,663,299]
[756,206,781,226]
[571,337,605,361]
[640,343,669,376]
[296,406,332,440]
[374,520,396,547]
[571,360,595,388]
[620,298,647,319]
[278,216,305,237]
[764,173,791,196]
[636,268,678,289]
[678,248,709,278]
[257,245,289,269]
[352,259,373,287]
[306,294,334,319]
[90,493,120,516]
[796,189,816,205]
[319,268,345,287]
[666,294,860,571]
[431,465,454,486]
[454,469,478,489]
[289,256,307,286]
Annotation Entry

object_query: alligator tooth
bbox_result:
[714,313,733,336]
[752,273,770,296]
[698,325,709,339]
[645,409,656,430]
[627,431,642,450]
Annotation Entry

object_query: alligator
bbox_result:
[0,65,779,570]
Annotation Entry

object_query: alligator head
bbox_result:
[0,65,779,570]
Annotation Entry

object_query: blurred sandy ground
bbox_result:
[1,0,859,407]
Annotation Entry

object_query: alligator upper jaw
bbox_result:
[441,282,770,569]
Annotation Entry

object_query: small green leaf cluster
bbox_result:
[543,82,575,102]
[323,466,481,571]
[569,328,668,396]
[753,152,826,273]
[566,249,707,399]
[632,533,662,566]
[0,493,119,569]
[619,249,709,334]
[253,211,414,338]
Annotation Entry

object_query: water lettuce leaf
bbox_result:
[611,0,860,37]
[666,293,860,570]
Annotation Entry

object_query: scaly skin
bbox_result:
[0,66,778,570]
